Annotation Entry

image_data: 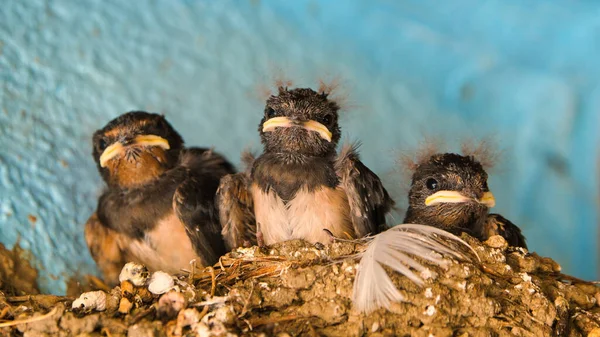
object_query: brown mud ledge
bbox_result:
[1,234,600,337]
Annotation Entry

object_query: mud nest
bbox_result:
[1,234,600,337]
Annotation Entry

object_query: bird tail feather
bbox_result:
[352,224,478,313]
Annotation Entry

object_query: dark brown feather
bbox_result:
[336,143,395,236]
[84,213,129,286]
[173,148,234,263]
[216,173,257,250]
[483,214,527,248]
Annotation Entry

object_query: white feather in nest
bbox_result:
[352,224,479,314]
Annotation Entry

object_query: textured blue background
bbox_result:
[1,0,598,294]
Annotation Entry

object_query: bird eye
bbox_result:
[98,138,108,151]
[319,114,333,126]
[266,107,278,119]
[426,178,438,190]
[483,181,489,191]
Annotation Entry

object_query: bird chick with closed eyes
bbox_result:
[217,86,395,248]
[403,153,527,248]
[84,111,234,285]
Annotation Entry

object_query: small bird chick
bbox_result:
[403,153,527,248]
[217,86,394,248]
[84,111,235,285]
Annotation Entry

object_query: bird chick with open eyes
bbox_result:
[84,111,235,285]
[403,153,527,248]
[217,86,395,248]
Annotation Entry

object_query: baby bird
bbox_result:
[403,153,527,248]
[217,86,394,248]
[84,111,234,285]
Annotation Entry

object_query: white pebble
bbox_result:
[158,291,187,313]
[119,262,149,286]
[72,291,107,311]
[424,305,436,316]
[148,271,176,295]
[420,269,433,280]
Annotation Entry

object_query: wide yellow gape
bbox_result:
[99,134,170,167]
[262,116,332,142]
[425,190,496,208]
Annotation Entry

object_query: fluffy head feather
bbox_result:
[352,224,478,313]
[398,137,500,176]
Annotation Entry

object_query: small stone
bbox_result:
[105,288,122,313]
[72,291,107,312]
[137,287,154,303]
[157,291,187,320]
[128,321,163,337]
[424,305,436,316]
[118,297,133,314]
[119,262,150,287]
[59,312,100,335]
[484,235,508,249]
[148,271,175,295]
[120,280,135,297]
[175,308,202,336]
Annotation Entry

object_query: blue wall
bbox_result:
[1,0,598,294]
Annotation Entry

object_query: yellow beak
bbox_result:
[303,120,333,142]
[99,134,170,167]
[425,190,496,208]
[480,191,496,207]
[262,116,332,142]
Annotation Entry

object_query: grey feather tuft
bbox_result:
[352,224,478,314]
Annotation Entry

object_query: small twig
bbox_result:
[6,295,31,303]
[87,275,112,292]
[101,327,114,337]
[219,257,226,272]
[0,306,58,328]
[242,318,253,331]
[249,315,299,327]
[129,305,156,325]
[308,322,319,337]
[198,305,210,321]
[323,228,368,244]
[0,306,10,320]
[554,272,600,285]
[238,284,255,318]
[209,267,216,297]
[188,259,197,284]
[191,296,228,307]
[6,295,74,305]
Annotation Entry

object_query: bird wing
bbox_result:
[483,213,528,249]
[84,212,128,286]
[173,148,234,265]
[335,143,395,237]
[216,172,257,250]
